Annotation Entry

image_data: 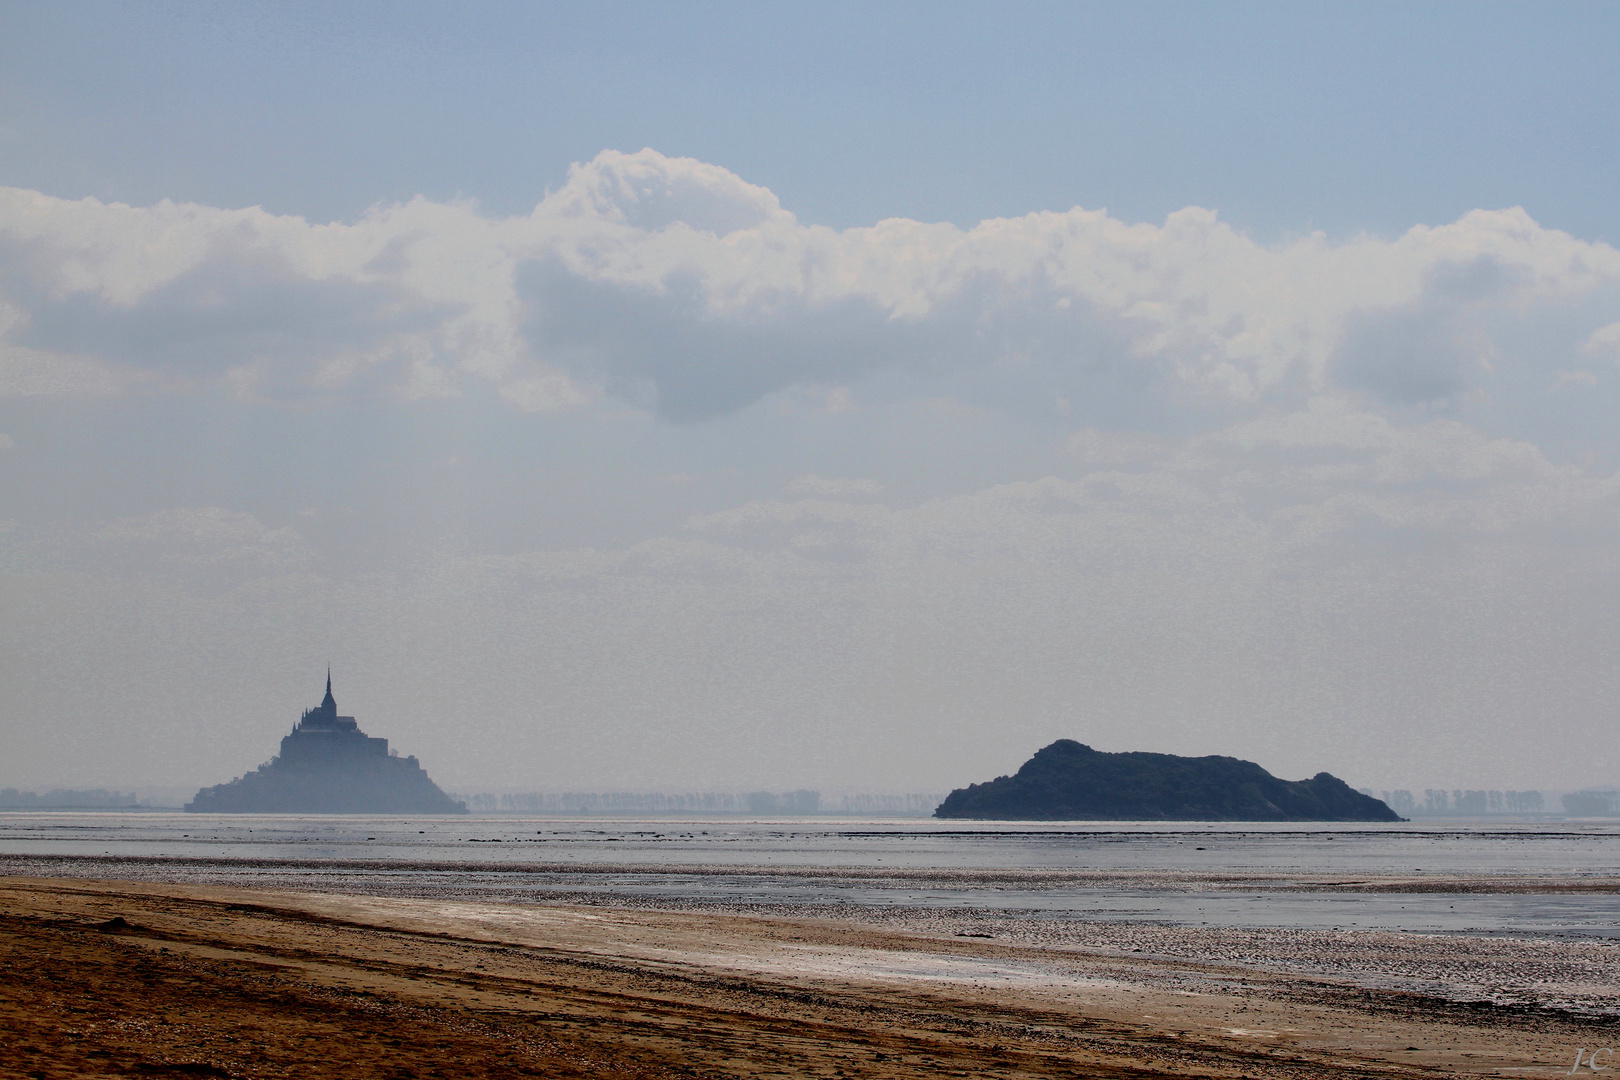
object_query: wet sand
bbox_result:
[3,876,1616,1078]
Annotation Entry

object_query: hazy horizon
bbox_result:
[5,3,1620,795]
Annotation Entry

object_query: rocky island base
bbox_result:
[936,739,1402,820]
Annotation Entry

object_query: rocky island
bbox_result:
[935,739,1400,821]
[186,673,466,814]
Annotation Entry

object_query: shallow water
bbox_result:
[3,813,1617,939]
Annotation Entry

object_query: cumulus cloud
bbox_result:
[1,150,1616,425]
[543,149,789,235]
[1581,320,1620,360]
[14,245,451,398]
[1333,266,1499,403]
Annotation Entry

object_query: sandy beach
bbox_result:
[3,875,1616,1078]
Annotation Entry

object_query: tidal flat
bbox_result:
[1,817,1617,1076]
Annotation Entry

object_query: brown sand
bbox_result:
[1,877,1613,1078]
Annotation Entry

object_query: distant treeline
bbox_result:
[453,791,944,816]
[1372,789,1547,816]
[1562,790,1620,817]
[0,788,140,809]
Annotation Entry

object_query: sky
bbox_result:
[4,1,1620,797]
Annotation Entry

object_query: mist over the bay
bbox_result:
[3,3,1620,799]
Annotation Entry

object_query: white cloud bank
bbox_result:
[3,148,1618,420]
[7,150,1620,793]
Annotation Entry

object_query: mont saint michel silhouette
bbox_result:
[186,672,466,814]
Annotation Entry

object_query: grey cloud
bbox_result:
[1332,257,1521,405]
[3,238,457,396]
[517,256,1157,422]
[518,256,931,419]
